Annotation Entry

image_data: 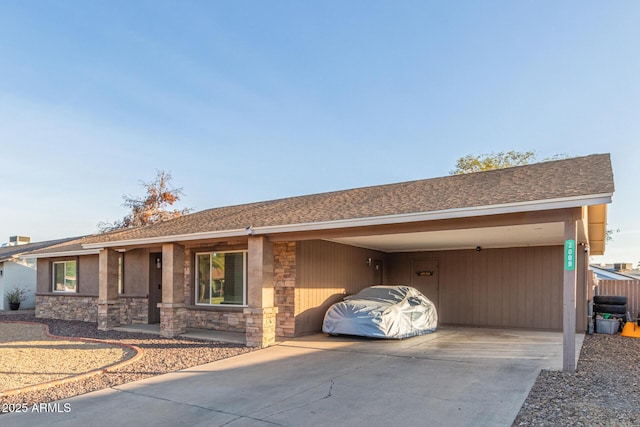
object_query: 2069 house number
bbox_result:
[2,403,72,413]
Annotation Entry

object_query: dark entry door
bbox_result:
[411,259,439,310]
[148,253,162,324]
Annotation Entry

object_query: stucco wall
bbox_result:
[123,249,150,296]
[37,255,99,296]
[1,259,37,309]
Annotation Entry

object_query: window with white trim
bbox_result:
[53,261,77,293]
[118,253,124,294]
[195,251,246,306]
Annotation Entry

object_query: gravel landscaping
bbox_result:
[0,312,253,412]
[513,333,640,426]
[0,322,135,391]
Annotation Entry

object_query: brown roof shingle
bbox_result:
[31,153,614,252]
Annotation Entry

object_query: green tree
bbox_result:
[98,170,191,232]
[605,227,620,243]
[450,150,537,174]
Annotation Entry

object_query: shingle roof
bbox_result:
[0,237,82,262]
[30,153,614,253]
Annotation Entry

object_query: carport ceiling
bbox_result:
[328,222,566,253]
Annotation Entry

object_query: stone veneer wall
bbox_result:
[274,242,296,338]
[120,297,149,324]
[186,309,246,331]
[35,295,98,322]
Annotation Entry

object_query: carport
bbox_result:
[281,204,606,372]
[265,155,612,372]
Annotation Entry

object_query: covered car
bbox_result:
[322,285,438,339]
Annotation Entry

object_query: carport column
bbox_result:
[159,243,187,338]
[244,236,278,347]
[563,220,578,372]
[98,248,120,330]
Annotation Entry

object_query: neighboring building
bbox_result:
[589,265,637,281]
[595,262,636,272]
[0,236,76,310]
[26,154,614,371]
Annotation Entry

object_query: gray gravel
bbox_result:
[0,313,253,410]
[514,333,640,426]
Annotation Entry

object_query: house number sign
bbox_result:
[564,239,576,271]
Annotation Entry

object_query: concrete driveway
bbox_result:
[3,327,583,427]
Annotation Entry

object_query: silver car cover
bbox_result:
[322,285,438,339]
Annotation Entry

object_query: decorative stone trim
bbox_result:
[35,295,98,323]
[119,297,149,324]
[187,308,246,332]
[98,299,120,331]
[244,306,278,347]
[274,242,296,337]
[159,303,187,338]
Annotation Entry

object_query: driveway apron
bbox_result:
[2,327,583,427]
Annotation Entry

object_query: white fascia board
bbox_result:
[21,249,102,259]
[82,193,612,248]
[82,228,248,249]
[250,193,613,235]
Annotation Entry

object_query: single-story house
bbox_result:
[26,154,614,371]
[1,236,77,310]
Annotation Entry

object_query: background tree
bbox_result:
[98,170,191,232]
[449,151,572,175]
[450,150,537,174]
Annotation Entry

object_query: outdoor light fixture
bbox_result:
[156,257,162,269]
[366,258,372,266]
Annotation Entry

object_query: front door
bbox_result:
[148,253,162,324]
[411,259,439,310]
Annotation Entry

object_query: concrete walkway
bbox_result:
[114,323,246,344]
[2,327,583,427]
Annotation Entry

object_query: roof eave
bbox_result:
[21,249,102,260]
[82,193,613,250]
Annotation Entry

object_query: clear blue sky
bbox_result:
[0,1,638,264]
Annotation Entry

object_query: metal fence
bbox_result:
[594,279,640,318]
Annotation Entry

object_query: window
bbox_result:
[118,253,124,294]
[196,251,246,306]
[53,261,77,293]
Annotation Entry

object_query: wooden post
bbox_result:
[563,220,577,372]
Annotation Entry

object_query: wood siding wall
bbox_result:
[389,246,588,331]
[295,240,387,335]
[595,279,640,319]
